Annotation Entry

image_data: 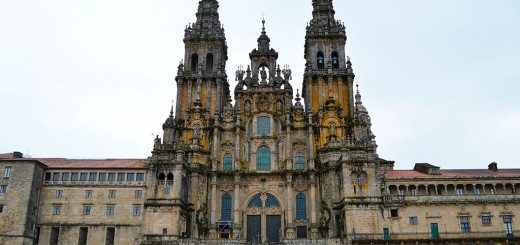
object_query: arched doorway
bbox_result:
[245,193,282,243]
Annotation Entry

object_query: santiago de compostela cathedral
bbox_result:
[1,1,520,245]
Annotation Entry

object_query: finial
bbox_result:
[170,100,174,116]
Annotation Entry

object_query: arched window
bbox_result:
[296,193,307,220]
[248,195,262,208]
[191,53,199,70]
[256,146,271,171]
[167,172,174,185]
[223,154,233,171]
[221,194,232,221]
[206,53,214,71]
[266,194,280,207]
[295,153,305,170]
[317,51,325,70]
[331,51,339,69]
[158,172,165,185]
[257,117,270,135]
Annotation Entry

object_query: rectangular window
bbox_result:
[127,173,135,182]
[117,173,125,181]
[52,172,60,181]
[491,188,496,195]
[80,173,88,181]
[85,190,93,198]
[482,215,491,225]
[456,188,464,195]
[56,190,63,198]
[475,188,481,195]
[136,173,144,182]
[50,227,60,245]
[162,228,168,235]
[45,172,51,181]
[108,190,116,198]
[164,186,170,194]
[83,206,91,215]
[257,117,271,135]
[71,172,79,181]
[504,215,513,235]
[135,190,142,198]
[78,227,88,245]
[0,185,7,193]
[133,205,141,216]
[409,216,418,225]
[106,205,115,216]
[460,216,471,233]
[61,172,69,181]
[296,226,307,239]
[98,173,106,181]
[53,206,61,215]
[108,173,116,181]
[390,209,398,218]
[411,189,417,196]
[105,227,115,245]
[3,166,11,179]
[89,173,97,181]
[0,204,3,213]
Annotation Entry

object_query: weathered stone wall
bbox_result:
[36,169,146,244]
[0,160,43,244]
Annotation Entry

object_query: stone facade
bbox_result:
[0,1,519,245]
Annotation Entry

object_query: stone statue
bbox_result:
[260,67,267,81]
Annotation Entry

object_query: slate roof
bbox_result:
[0,152,146,169]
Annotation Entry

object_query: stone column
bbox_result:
[286,174,295,238]
[206,79,211,109]
[187,80,193,110]
[310,173,318,238]
[285,114,292,169]
[216,79,222,113]
[308,114,315,170]
[233,174,241,236]
[210,174,217,224]
[175,79,183,119]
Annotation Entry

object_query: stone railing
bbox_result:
[351,230,518,241]
[383,194,520,205]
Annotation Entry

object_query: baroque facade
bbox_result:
[0,0,519,245]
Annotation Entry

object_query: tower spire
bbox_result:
[307,0,345,37]
[185,0,225,40]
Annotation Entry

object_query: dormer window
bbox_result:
[317,51,325,70]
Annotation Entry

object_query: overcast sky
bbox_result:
[1,0,519,170]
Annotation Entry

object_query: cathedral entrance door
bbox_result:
[247,215,261,243]
[266,215,281,243]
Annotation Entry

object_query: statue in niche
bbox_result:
[329,122,336,136]
[245,100,251,114]
[276,100,283,113]
[259,66,268,83]
[193,124,200,137]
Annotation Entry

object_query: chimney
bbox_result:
[13,152,23,158]
[488,162,498,172]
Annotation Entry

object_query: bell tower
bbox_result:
[175,0,230,121]
[303,0,354,117]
